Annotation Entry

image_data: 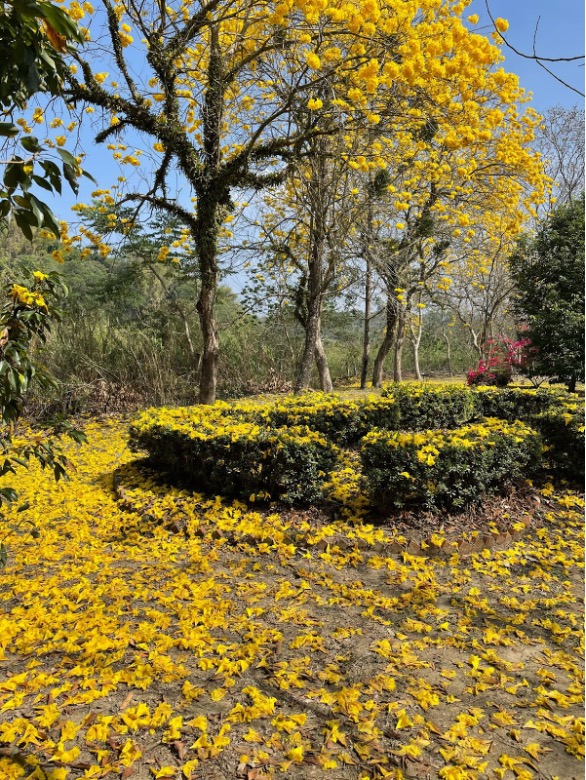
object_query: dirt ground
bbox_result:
[0,420,583,780]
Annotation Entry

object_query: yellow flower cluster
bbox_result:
[363,418,537,468]
[11,285,47,310]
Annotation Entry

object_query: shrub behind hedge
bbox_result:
[361,418,542,512]
[473,386,567,421]
[244,393,400,444]
[381,384,480,429]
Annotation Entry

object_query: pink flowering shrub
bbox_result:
[467,336,535,387]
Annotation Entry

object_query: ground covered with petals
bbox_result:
[0,420,583,780]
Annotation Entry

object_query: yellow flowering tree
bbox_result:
[59,0,410,402]
[361,88,546,384]
[241,4,547,388]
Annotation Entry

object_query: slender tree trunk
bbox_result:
[443,328,453,376]
[316,330,333,391]
[470,328,482,358]
[412,330,422,381]
[360,255,372,388]
[295,136,330,393]
[410,309,423,381]
[296,303,320,391]
[195,25,224,404]
[372,294,397,387]
[393,309,406,382]
[196,269,219,404]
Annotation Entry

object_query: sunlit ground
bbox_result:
[0,419,583,780]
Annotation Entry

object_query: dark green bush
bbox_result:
[247,393,400,444]
[381,383,480,429]
[361,419,542,512]
[473,386,567,421]
[130,410,339,505]
[529,407,584,481]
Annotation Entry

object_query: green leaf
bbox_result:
[38,202,60,238]
[32,175,53,192]
[13,210,34,241]
[57,148,77,168]
[82,168,98,184]
[20,135,42,154]
[4,161,28,190]
[0,123,19,138]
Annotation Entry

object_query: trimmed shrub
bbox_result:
[361,418,542,512]
[130,409,339,505]
[529,406,584,481]
[246,393,400,444]
[473,386,568,421]
[382,383,480,429]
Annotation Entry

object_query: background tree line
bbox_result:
[1,0,584,413]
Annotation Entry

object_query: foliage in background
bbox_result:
[0,0,88,238]
[510,194,585,391]
[0,270,85,565]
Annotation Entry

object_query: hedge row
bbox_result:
[130,410,338,505]
[238,394,400,444]
[130,385,582,510]
[473,386,566,421]
[381,383,478,429]
[360,418,543,512]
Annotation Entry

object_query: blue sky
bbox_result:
[49,0,585,220]
[468,0,584,110]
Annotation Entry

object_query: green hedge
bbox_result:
[129,386,582,510]
[245,393,400,444]
[361,418,542,512]
[129,410,339,505]
[473,386,568,421]
[381,384,480,429]
[529,406,584,481]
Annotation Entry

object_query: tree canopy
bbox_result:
[510,194,585,391]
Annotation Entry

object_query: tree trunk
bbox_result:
[568,375,577,393]
[195,25,224,404]
[316,330,333,391]
[410,309,423,381]
[372,295,397,387]
[393,309,406,382]
[295,305,319,391]
[196,270,219,404]
[443,328,453,376]
[412,337,422,381]
[360,255,372,389]
[294,137,329,393]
